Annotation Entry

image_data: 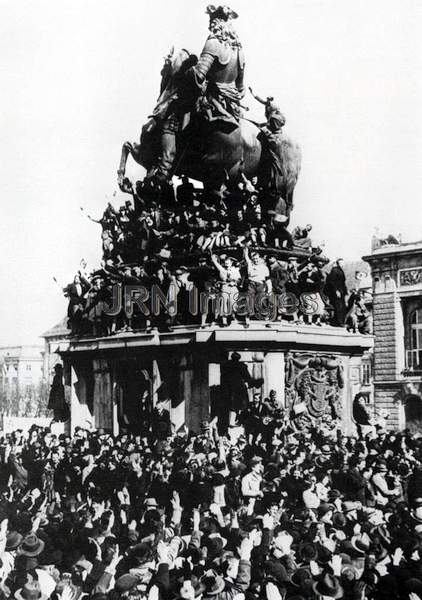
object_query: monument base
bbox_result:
[58,322,373,436]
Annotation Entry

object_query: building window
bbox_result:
[361,362,372,386]
[26,364,31,371]
[406,308,422,371]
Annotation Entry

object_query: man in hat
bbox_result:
[220,352,264,429]
[325,259,347,326]
[201,535,253,600]
[151,4,245,183]
[371,460,401,506]
[47,364,69,423]
[151,398,172,440]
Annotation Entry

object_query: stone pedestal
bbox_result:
[59,323,373,435]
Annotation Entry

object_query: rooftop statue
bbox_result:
[118,5,301,220]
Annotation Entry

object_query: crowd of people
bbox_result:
[62,178,371,337]
[0,402,422,600]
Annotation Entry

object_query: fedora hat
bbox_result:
[201,569,225,595]
[114,574,139,593]
[315,456,330,469]
[299,542,318,563]
[313,572,343,599]
[374,460,388,472]
[264,560,291,584]
[328,489,342,501]
[6,531,23,551]
[411,506,422,523]
[17,534,45,557]
[145,497,159,509]
[351,533,371,555]
[332,512,347,530]
[206,533,227,558]
[15,581,47,600]
[318,502,334,519]
[341,565,359,581]
[290,567,312,588]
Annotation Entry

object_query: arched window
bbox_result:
[407,308,422,370]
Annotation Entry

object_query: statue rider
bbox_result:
[151,5,245,184]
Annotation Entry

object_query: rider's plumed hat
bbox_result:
[206,5,238,21]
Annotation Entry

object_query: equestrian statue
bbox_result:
[118,5,302,219]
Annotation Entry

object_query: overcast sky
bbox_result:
[1,0,422,346]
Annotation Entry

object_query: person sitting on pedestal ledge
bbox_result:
[292,224,313,250]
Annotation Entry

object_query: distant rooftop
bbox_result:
[364,236,422,261]
[0,345,43,360]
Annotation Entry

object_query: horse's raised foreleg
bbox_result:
[117,142,134,190]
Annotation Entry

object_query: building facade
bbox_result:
[0,345,45,417]
[364,239,422,432]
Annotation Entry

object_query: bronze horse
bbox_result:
[118,48,301,209]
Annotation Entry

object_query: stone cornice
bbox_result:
[57,323,373,358]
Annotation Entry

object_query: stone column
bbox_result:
[93,358,113,431]
[190,352,210,432]
[110,362,120,436]
[171,356,187,432]
[181,356,194,431]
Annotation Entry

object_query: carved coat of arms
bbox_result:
[285,353,344,428]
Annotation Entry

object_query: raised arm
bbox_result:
[248,86,268,105]
[243,246,251,267]
[211,254,226,279]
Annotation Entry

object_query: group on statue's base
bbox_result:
[65,168,372,337]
